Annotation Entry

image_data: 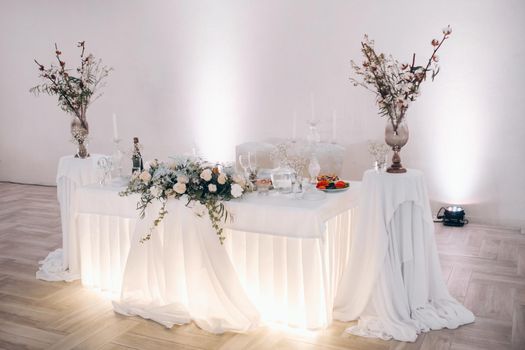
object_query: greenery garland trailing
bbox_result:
[120,157,246,244]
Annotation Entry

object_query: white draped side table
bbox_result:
[36,154,105,281]
[333,169,475,342]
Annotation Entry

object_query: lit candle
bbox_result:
[332,110,337,143]
[112,113,119,141]
[292,110,297,141]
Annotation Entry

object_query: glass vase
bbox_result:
[271,165,294,194]
[385,120,409,173]
[71,117,90,159]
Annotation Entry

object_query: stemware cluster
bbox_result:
[238,152,258,188]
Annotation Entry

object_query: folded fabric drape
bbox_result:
[37,155,105,281]
[113,201,261,333]
[112,197,358,332]
[333,169,474,342]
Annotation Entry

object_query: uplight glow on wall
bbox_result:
[192,63,240,162]
[431,85,486,205]
[188,7,242,163]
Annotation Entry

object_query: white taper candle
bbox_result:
[292,110,297,141]
[112,113,119,141]
[332,110,337,143]
[310,92,315,122]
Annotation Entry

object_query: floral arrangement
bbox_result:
[120,157,246,244]
[270,143,308,176]
[350,26,452,131]
[368,141,390,164]
[30,42,112,147]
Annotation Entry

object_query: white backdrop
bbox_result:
[0,0,524,230]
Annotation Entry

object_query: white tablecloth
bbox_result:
[36,154,105,282]
[71,182,360,332]
[333,169,474,341]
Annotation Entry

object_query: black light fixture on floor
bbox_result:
[436,206,468,227]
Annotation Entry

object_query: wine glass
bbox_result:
[248,152,257,173]
[238,154,250,179]
[307,120,321,144]
[308,156,321,184]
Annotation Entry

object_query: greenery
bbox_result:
[120,158,247,244]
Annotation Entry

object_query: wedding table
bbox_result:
[333,169,474,341]
[72,181,361,332]
[38,156,475,340]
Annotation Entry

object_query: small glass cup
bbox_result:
[256,178,272,195]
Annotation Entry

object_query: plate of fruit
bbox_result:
[316,174,350,192]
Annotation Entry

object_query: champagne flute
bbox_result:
[238,154,250,179]
[308,156,321,184]
[248,152,257,173]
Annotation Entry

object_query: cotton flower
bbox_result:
[217,173,227,185]
[173,182,186,194]
[231,183,244,198]
[399,83,411,94]
[208,184,217,193]
[442,25,452,36]
[139,171,151,183]
[200,169,213,182]
[177,175,189,184]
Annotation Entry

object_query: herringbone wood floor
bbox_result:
[0,182,524,350]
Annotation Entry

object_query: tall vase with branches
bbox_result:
[350,26,452,173]
[30,41,112,158]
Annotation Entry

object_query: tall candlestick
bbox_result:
[292,110,297,141]
[112,113,119,141]
[310,92,315,122]
[332,110,337,143]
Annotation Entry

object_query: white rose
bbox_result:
[231,183,244,198]
[232,174,245,185]
[139,171,152,183]
[217,173,227,185]
[177,175,189,184]
[200,168,213,182]
[208,184,217,193]
[173,182,187,194]
[150,186,162,198]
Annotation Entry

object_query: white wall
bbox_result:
[1,0,524,230]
